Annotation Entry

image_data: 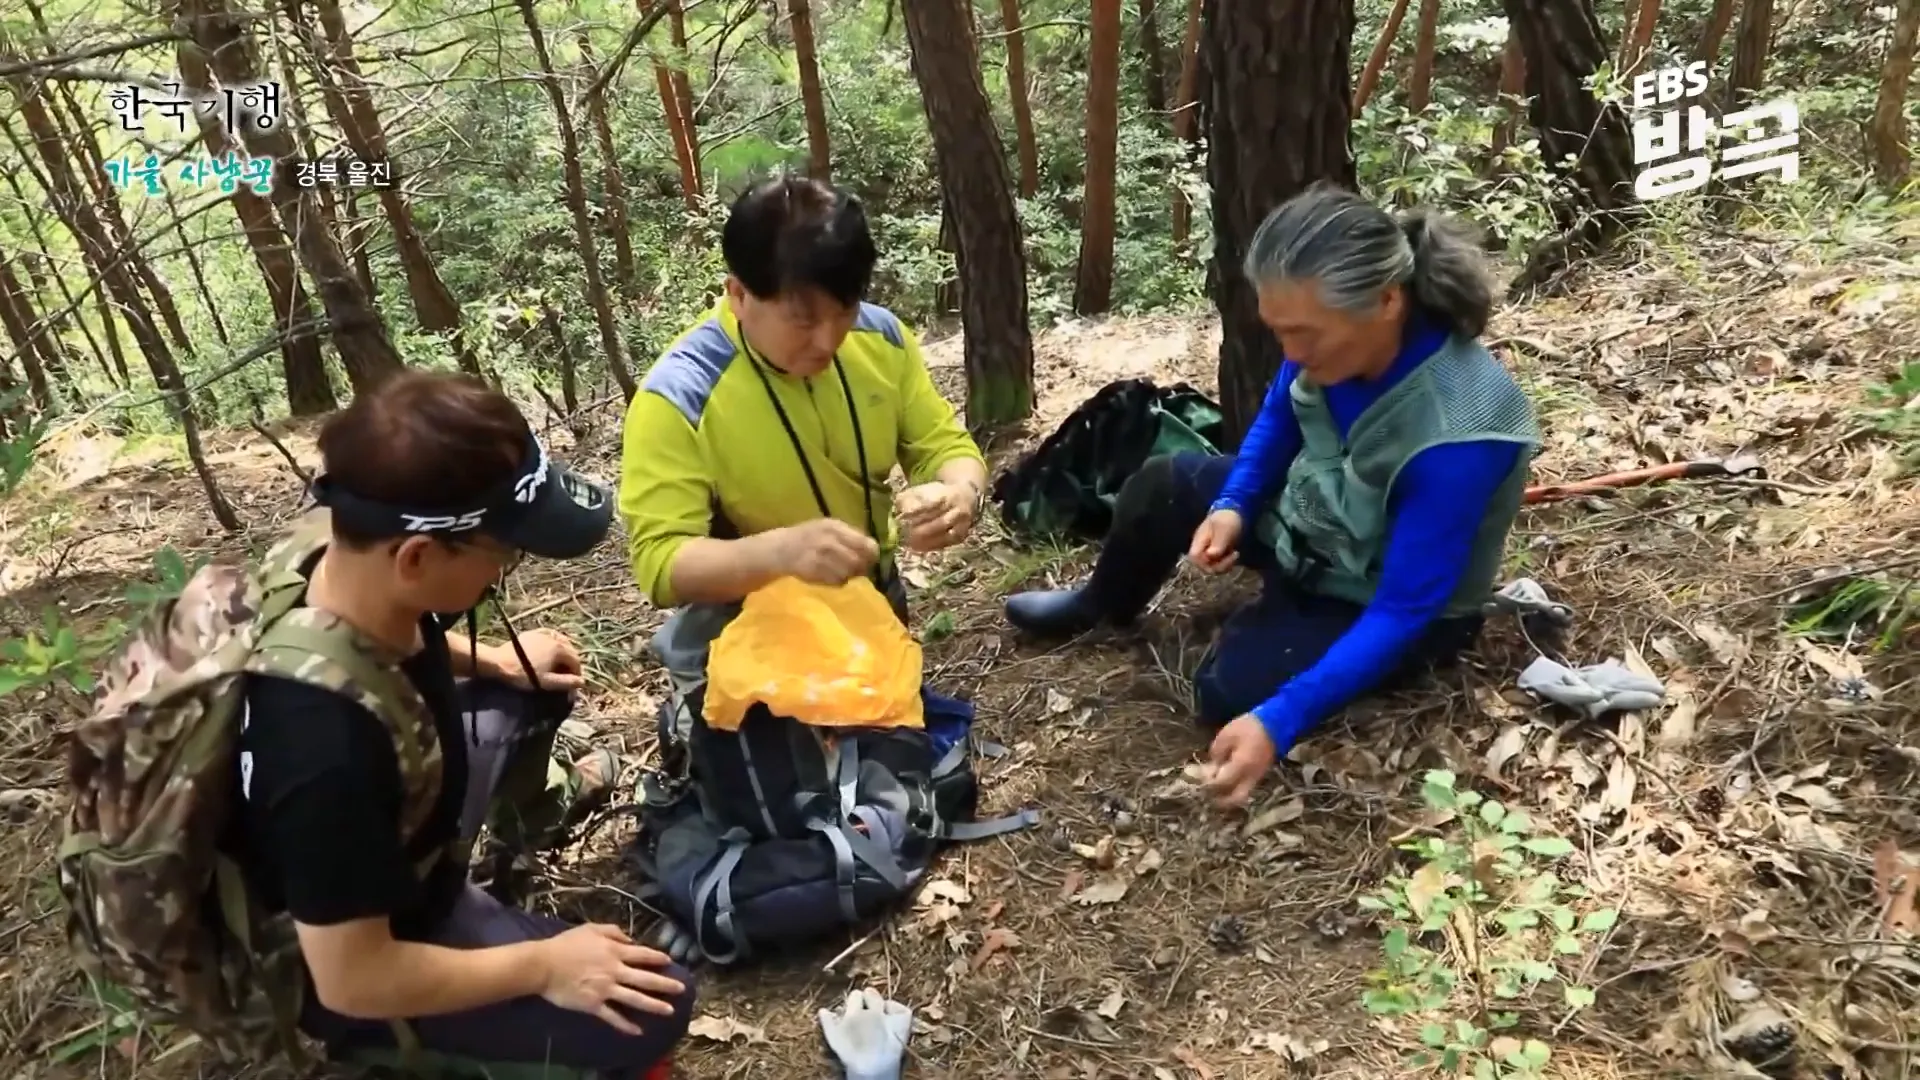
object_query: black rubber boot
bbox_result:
[1004,455,1207,639]
[1004,587,1107,637]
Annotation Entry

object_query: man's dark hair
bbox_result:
[720,175,877,308]
[316,371,529,549]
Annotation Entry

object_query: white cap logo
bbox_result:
[514,439,551,504]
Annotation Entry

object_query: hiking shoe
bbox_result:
[559,747,620,832]
[1004,587,1106,638]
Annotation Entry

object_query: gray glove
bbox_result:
[819,988,913,1080]
[1517,656,1665,719]
[1485,578,1575,626]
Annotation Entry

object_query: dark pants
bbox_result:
[1088,452,1482,726]
[302,680,695,1079]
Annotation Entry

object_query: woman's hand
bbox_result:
[1187,509,1244,574]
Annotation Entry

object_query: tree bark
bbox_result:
[1501,0,1637,295]
[1074,0,1123,315]
[49,89,198,357]
[1695,0,1739,68]
[903,0,1035,430]
[160,179,231,348]
[578,34,641,300]
[1353,0,1411,111]
[1139,0,1169,114]
[997,0,1041,199]
[182,0,405,396]
[1406,0,1442,112]
[1,41,240,531]
[0,255,57,411]
[789,0,832,179]
[517,0,639,400]
[1617,0,1662,76]
[306,0,482,377]
[1489,24,1528,163]
[271,30,370,300]
[0,169,111,385]
[1169,0,1204,244]
[642,0,703,213]
[1202,0,1355,442]
[667,0,702,180]
[1726,0,1774,107]
[174,30,337,415]
[1870,0,1920,187]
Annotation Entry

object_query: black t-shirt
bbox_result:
[234,608,471,941]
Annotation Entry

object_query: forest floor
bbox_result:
[3,223,1920,1080]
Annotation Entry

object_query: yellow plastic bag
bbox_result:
[703,576,925,733]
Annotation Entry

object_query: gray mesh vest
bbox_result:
[1252,336,1541,618]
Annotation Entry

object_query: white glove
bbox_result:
[1518,657,1665,719]
[819,988,913,1080]
[1485,578,1575,626]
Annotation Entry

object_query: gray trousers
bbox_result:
[301,680,696,1078]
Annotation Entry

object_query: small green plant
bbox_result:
[1359,770,1617,1080]
[0,547,209,701]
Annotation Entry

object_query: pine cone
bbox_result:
[1694,786,1726,820]
[1722,1006,1796,1077]
[1207,913,1248,952]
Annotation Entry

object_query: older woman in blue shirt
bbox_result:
[1004,185,1541,809]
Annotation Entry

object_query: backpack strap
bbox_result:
[246,608,448,868]
[690,831,753,965]
[927,739,1043,842]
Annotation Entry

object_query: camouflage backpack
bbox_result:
[56,510,450,1064]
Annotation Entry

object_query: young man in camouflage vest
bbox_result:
[1004,186,1542,812]
[234,373,693,1075]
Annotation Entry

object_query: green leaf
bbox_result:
[1420,1022,1448,1047]
[1554,934,1583,955]
[155,545,187,585]
[1565,985,1597,1008]
[67,669,97,694]
[1499,808,1533,833]
[1422,778,1458,810]
[1356,895,1390,912]
[1426,769,1457,789]
[1454,1018,1480,1046]
[1522,836,1576,857]
[1384,927,1409,959]
[1457,790,1484,810]
[1581,908,1620,933]
[1523,1039,1552,1067]
[1441,1048,1461,1070]
[1474,1059,1497,1080]
[1551,907,1576,932]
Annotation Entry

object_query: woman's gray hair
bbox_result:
[1241,183,1494,339]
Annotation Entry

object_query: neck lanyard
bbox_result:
[740,334,882,548]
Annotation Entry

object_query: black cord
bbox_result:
[740,335,882,547]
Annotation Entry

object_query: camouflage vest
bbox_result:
[55,509,452,1065]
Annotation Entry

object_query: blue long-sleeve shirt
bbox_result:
[1209,320,1524,755]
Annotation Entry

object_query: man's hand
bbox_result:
[493,628,584,693]
[895,481,978,553]
[767,518,880,586]
[537,923,685,1035]
[1201,714,1277,809]
[1187,509,1244,574]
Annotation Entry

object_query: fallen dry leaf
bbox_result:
[1174,1046,1216,1080]
[1601,756,1637,813]
[1406,862,1446,919]
[1784,784,1841,813]
[1058,868,1084,902]
[917,878,972,906]
[1096,986,1126,1019]
[970,926,1020,970]
[1692,621,1748,666]
[687,1015,767,1044]
[1483,723,1529,780]
[1242,797,1305,836]
[1136,848,1165,875]
[1076,875,1131,906]
[1656,693,1698,746]
[1873,839,1919,935]
[1045,688,1073,715]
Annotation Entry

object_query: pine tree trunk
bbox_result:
[1869,0,1920,186]
[518,0,639,399]
[789,0,833,179]
[1726,0,1775,107]
[1073,0,1123,315]
[997,0,1041,199]
[578,34,641,300]
[1203,0,1356,442]
[175,34,337,415]
[1139,0,1169,113]
[903,0,1035,430]
[1500,0,1637,295]
[1169,0,1205,244]
[1353,0,1411,111]
[184,0,404,394]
